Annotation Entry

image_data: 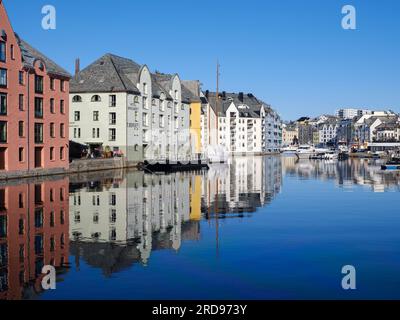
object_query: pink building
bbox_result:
[0,1,71,176]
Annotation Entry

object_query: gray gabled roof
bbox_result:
[15,34,71,78]
[70,54,141,94]
[181,82,201,104]
[204,91,275,118]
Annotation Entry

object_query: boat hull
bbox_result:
[381,165,400,171]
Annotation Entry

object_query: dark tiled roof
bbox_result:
[181,82,201,104]
[70,54,141,94]
[204,92,274,118]
[15,34,71,78]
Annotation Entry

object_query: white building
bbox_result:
[336,109,372,120]
[353,112,398,144]
[318,117,339,145]
[69,54,190,163]
[202,92,282,155]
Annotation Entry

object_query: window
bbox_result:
[152,99,156,107]
[35,75,43,93]
[0,94,6,115]
[50,98,55,113]
[10,44,15,60]
[74,111,80,121]
[143,96,148,109]
[109,128,116,141]
[19,94,24,111]
[34,97,43,118]
[60,80,65,92]
[134,111,139,122]
[60,100,65,114]
[19,121,24,137]
[0,68,7,87]
[50,78,55,90]
[134,96,139,104]
[34,123,43,143]
[92,128,100,138]
[143,113,148,127]
[0,42,5,62]
[143,83,148,94]
[109,112,116,125]
[160,100,165,112]
[60,123,65,138]
[72,95,82,103]
[60,147,65,160]
[92,111,99,121]
[0,121,7,143]
[50,147,54,160]
[109,95,116,107]
[19,148,24,162]
[50,123,55,138]
[19,71,24,85]
[91,95,101,102]
[159,115,165,128]
[19,193,24,209]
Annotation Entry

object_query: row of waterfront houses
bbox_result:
[0,2,282,177]
[282,108,400,150]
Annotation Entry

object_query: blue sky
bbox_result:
[4,0,400,120]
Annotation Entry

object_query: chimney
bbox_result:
[75,58,80,75]
[238,92,244,102]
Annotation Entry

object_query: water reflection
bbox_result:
[1,156,400,299]
[283,156,400,192]
[0,178,69,300]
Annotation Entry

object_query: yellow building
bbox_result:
[182,81,202,155]
[190,101,202,154]
[189,175,202,221]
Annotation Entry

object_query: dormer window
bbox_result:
[72,95,82,103]
[91,95,101,102]
[143,83,148,95]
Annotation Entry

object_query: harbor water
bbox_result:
[1,156,400,300]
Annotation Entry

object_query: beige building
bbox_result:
[282,124,298,146]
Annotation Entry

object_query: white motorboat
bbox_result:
[295,145,316,159]
[280,146,298,153]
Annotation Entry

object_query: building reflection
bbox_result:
[282,156,400,192]
[202,156,282,219]
[69,170,196,275]
[69,156,283,276]
[0,178,70,300]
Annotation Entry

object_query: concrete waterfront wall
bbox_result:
[0,158,139,181]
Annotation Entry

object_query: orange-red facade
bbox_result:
[0,1,70,173]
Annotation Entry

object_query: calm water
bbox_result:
[1,156,400,300]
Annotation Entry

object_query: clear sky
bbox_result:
[4,0,400,120]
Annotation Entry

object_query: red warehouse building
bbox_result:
[0,1,71,176]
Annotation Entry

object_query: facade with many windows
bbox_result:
[70,54,192,163]
[0,2,70,174]
[202,91,282,155]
